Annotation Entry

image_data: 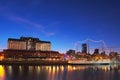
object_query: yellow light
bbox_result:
[0,65,5,80]
[102,66,107,72]
[67,66,74,71]
[73,67,76,70]
[100,57,103,60]
[56,66,59,71]
[0,56,4,60]
[61,66,64,71]
[53,59,56,60]
[49,58,52,61]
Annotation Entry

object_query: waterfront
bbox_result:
[0,65,120,80]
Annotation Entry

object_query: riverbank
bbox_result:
[0,60,117,65]
[0,60,68,65]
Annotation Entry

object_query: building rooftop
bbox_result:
[8,36,51,43]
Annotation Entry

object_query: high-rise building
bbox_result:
[82,43,87,53]
[66,49,75,55]
[94,49,99,54]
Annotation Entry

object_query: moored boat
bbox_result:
[68,59,111,65]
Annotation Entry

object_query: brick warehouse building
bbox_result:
[8,36,51,51]
[3,37,62,59]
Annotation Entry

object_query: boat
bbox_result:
[68,58,111,65]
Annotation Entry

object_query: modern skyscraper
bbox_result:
[94,48,99,54]
[82,43,87,53]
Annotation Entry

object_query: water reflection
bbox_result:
[0,65,5,80]
[0,64,120,80]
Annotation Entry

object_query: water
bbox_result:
[0,65,120,80]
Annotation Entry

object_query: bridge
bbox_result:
[74,39,120,54]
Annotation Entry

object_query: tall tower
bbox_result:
[94,48,99,54]
[82,43,87,53]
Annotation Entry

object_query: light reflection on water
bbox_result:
[0,65,5,80]
[0,64,120,80]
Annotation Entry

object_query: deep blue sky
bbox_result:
[0,0,120,53]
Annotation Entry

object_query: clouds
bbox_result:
[10,16,43,29]
[42,31,55,37]
[9,15,56,37]
[0,2,58,37]
[0,0,61,37]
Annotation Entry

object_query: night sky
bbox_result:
[0,0,120,53]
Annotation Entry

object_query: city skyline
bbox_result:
[0,0,120,53]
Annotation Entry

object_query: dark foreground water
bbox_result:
[0,65,120,80]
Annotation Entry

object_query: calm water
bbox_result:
[0,64,120,80]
